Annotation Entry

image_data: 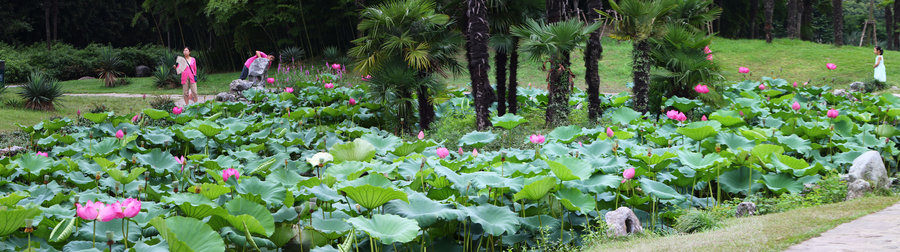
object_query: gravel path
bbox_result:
[785,201,900,251]
[63,93,216,107]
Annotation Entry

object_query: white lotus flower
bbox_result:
[307,152,334,166]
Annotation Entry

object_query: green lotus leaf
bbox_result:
[665,96,702,112]
[224,197,276,237]
[761,173,804,194]
[384,193,461,227]
[82,112,109,124]
[710,110,744,127]
[463,204,519,236]
[0,206,42,236]
[105,167,146,185]
[513,176,557,201]
[717,167,763,195]
[348,214,420,244]
[676,121,722,141]
[491,113,528,130]
[458,131,497,148]
[556,187,596,214]
[547,125,582,143]
[676,150,723,170]
[638,178,683,200]
[150,216,226,252]
[751,144,784,161]
[547,157,592,181]
[142,108,170,120]
[135,148,179,174]
[875,124,899,138]
[606,107,641,125]
[716,133,755,151]
[311,213,352,240]
[14,153,52,175]
[236,177,286,208]
[391,140,435,156]
[361,134,401,155]
[48,217,77,242]
[330,138,376,163]
[339,184,408,209]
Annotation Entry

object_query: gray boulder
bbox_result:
[735,202,757,218]
[229,79,252,92]
[605,207,643,237]
[832,89,858,101]
[215,92,237,102]
[846,179,872,200]
[135,65,152,77]
[248,58,269,77]
[846,150,890,190]
[0,146,26,157]
[849,82,865,92]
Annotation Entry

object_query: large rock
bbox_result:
[229,79,252,92]
[832,89,858,101]
[248,58,269,77]
[605,207,643,237]
[735,202,757,218]
[215,92,237,102]
[846,150,890,190]
[135,65,152,77]
[849,82,865,92]
[0,146,25,157]
[846,179,872,200]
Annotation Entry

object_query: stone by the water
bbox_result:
[846,179,872,200]
[735,202,757,217]
[135,65,151,77]
[605,207,643,237]
[846,150,890,190]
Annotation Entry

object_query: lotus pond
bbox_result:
[1,74,899,251]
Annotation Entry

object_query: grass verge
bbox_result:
[7,72,239,95]
[0,92,155,132]
[586,196,900,252]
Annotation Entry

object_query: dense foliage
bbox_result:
[0,43,167,83]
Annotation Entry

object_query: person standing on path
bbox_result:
[240,50,274,80]
[174,47,199,105]
[874,46,886,83]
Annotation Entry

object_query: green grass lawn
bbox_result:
[586,196,900,252]
[442,37,899,92]
[42,72,239,95]
[0,92,154,132]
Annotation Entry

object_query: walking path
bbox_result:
[785,201,900,251]
[63,93,216,107]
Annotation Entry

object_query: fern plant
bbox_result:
[19,72,63,111]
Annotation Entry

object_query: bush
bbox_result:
[280,46,305,65]
[152,65,178,88]
[19,72,63,111]
[97,46,124,87]
[674,210,720,233]
[0,42,168,83]
[150,95,176,112]
[863,78,886,93]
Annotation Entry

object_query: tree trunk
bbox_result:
[887,6,894,50]
[894,0,900,49]
[786,0,800,39]
[765,0,775,43]
[466,0,493,130]
[545,0,574,125]
[801,0,813,41]
[416,85,435,130]
[585,0,603,121]
[750,0,759,38]
[44,0,51,50]
[51,0,58,41]
[832,0,843,46]
[495,49,508,115]
[632,41,651,114]
[507,38,519,114]
[546,0,573,23]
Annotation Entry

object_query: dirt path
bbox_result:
[785,201,900,251]
[64,93,216,107]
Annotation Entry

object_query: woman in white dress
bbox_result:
[874,46,886,83]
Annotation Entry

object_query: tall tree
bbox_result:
[832,0,842,46]
[607,0,676,114]
[895,0,900,49]
[801,0,813,41]
[488,0,542,115]
[43,0,51,50]
[540,0,577,124]
[765,0,774,43]
[507,38,519,114]
[467,0,493,130]
[585,0,604,121]
[786,0,802,39]
[887,4,894,50]
[750,0,759,38]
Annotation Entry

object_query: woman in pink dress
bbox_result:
[174,47,198,105]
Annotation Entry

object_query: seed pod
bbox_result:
[194,185,201,194]
[715,144,721,153]
[95,172,101,180]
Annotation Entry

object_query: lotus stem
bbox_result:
[93,220,97,248]
[122,218,128,250]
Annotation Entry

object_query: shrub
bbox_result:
[862,78,886,93]
[19,72,63,111]
[674,210,720,233]
[97,46,124,87]
[280,46,305,65]
[152,65,178,88]
[150,95,176,112]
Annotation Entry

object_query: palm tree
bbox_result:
[349,0,463,132]
[487,0,543,115]
[511,19,599,125]
[606,0,677,114]
[584,0,604,121]
[467,0,493,130]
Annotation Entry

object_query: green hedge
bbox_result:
[0,43,169,84]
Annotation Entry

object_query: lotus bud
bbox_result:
[43,175,49,184]
[172,181,179,193]
[647,149,652,157]
[715,144,721,153]
[95,172,101,180]
[24,219,33,233]
[318,157,325,167]
[501,152,506,162]
[194,185,201,194]
[132,156,136,164]
[355,204,362,214]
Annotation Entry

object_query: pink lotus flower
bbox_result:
[676,112,687,122]
[284,87,294,93]
[472,148,479,157]
[666,110,687,122]
[529,134,545,144]
[758,84,766,90]
[701,115,708,121]
[827,108,839,119]
[621,167,635,183]
[132,114,140,123]
[222,168,240,182]
[122,198,141,218]
[706,54,713,61]
[267,78,275,84]
[606,127,615,138]
[694,84,710,94]
[115,130,124,139]
[458,147,464,156]
[76,110,81,117]
[803,82,808,86]
[331,64,341,70]
[36,151,48,157]
[172,106,183,115]
[826,63,837,70]
[793,82,798,88]
[362,75,372,81]
[578,141,583,147]
[175,155,186,172]
[76,200,104,221]
[792,101,801,111]
[324,83,334,89]
[739,67,750,74]
[349,98,357,105]
[666,110,678,120]
[97,201,124,222]
[703,46,712,54]
[436,147,449,159]
[143,94,147,99]
[417,131,425,140]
